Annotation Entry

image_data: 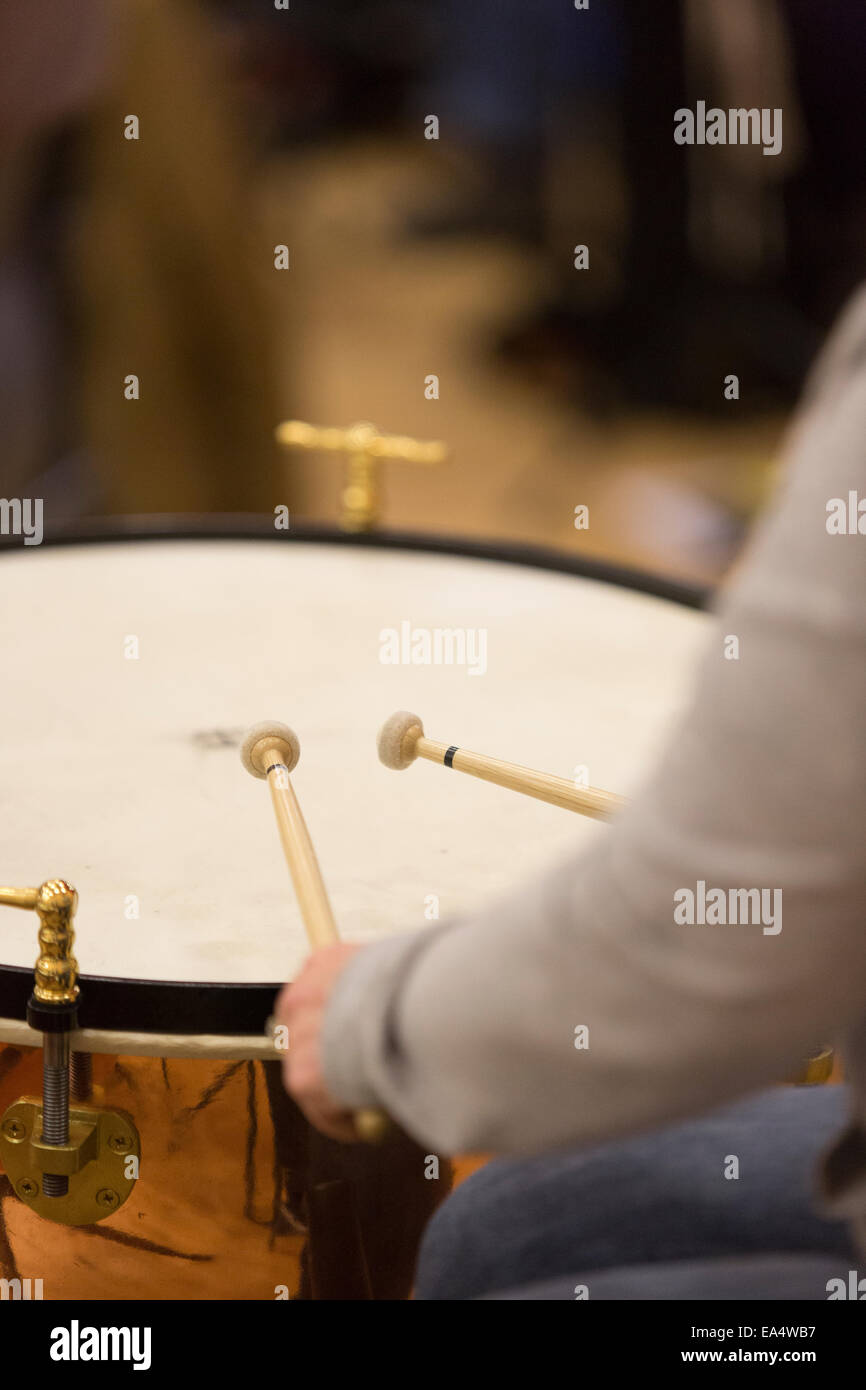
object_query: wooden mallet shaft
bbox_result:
[377,712,626,822]
[241,722,389,1144]
[265,760,339,951]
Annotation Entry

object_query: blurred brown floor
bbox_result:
[263,136,788,588]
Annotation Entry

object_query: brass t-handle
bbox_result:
[0,880,79,1005]
[275,418,448,532]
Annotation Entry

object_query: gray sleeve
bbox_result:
[322,295,866,1156]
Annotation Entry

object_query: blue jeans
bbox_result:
[415,1086,858,1300]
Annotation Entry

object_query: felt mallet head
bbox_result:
[377,710,424,770]
[240,721,300,779]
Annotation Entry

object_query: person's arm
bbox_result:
[320,291,866,1156]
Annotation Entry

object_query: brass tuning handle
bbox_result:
[0,880,80,1006]
[0,879,140,1225]
[275,418,448,532]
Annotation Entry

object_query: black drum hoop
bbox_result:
[0,515,711,1036]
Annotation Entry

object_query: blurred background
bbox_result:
[2,0,866,586]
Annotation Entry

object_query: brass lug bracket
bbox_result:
[0,1098,140,1226]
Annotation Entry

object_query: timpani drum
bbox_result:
[0,522,708,1300]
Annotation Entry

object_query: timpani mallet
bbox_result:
[240,721,389,1144]
[377,711,626,822]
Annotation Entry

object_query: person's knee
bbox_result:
[415,1167,508,1299]
[415,1088,854,1298]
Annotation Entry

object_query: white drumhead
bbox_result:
[0,539,707,1042]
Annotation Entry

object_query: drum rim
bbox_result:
[0,513,710,609]
[0,514,710,1036]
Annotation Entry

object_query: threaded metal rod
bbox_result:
[71,1050,93,1101]
[41,1034,70,1197]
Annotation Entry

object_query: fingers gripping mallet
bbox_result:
[377,711,626,821]
[241,721,389,1143]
